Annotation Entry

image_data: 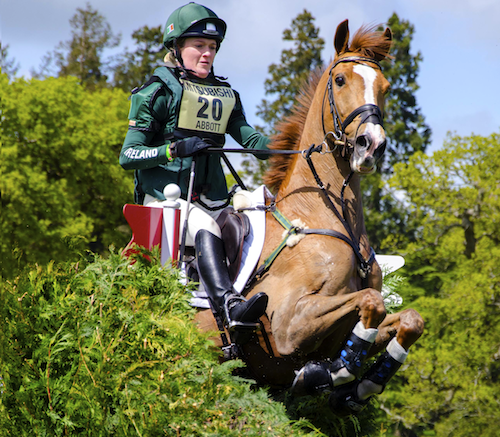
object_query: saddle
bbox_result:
[216,208,251,283]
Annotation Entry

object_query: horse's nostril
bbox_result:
[376,140,387,158]
[356,134,371,149]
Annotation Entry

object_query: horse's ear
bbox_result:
[334,20,350,55]
[376,27,393,61]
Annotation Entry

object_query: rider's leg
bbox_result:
[195,229,268,328]
[144,195,268,328]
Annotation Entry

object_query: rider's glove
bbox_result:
[168,137,212,159]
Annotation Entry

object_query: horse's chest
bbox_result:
[296,241,359,294]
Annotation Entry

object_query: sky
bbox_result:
[2,0,500,154]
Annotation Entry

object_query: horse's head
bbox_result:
[326,20,392,174]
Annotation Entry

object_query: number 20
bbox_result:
[197,97,223,121]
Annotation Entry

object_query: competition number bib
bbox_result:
[178,80,236,134]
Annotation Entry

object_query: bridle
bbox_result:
[322,56,385,157]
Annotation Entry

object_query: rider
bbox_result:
[119,2,270,331]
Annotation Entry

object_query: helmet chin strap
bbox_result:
[173,42,185,67]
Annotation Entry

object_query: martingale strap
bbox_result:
[251,209,299,280]
[249,208,375,287]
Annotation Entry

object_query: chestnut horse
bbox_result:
[196,20,424,414]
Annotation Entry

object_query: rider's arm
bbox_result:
[226,91,270,160]
[119,84,172,170]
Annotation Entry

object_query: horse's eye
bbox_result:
[335,75,345,87]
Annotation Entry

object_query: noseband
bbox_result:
[322,56,385,156]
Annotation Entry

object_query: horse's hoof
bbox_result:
[290,361,333,396]
[328,381,369,416]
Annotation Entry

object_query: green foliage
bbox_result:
[379,247,500,437]
[362,13,431,253]
[378,131,500,435]
[0,72,133,278]
[0,250,339,436]
[34,2,120,89]
[112,25,164,93]
[389,131,500,295]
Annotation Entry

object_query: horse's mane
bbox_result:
[348,24,393,62]
[263,24,391,193]
[262,67,324,192]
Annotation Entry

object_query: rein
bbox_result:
[302,144,375,283]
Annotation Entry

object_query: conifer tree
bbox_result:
[241,10,324,187]
[112,25,164,92]
[256,10,324,136]
[34,2,120,89]
[362,13,431,252]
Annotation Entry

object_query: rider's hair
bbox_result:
[164,38,186,65]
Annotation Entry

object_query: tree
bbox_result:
[0,72,133,278]
[379,13,431,172]
[256,9,324,135]
[240,10,324,188]
[388,131,500,297]
[0,44,19,78]
[378,131,500,436]
[35,3,120,89]
[111,25,164,92]
[362,13,431,252]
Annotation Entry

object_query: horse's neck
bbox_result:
[276,107,367,240]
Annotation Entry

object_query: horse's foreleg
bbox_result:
[329,308,424,416]
[290,288,387,395]
[278,288,385,356]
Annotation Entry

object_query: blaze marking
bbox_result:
[353,64,377,104]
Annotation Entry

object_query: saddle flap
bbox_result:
[217,209,250,283]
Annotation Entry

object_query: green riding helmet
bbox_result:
[163,2,227,50]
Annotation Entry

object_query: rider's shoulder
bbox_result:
[130,65,181,98]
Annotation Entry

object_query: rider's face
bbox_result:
[180,38,217,78]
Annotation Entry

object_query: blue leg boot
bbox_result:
[328,351,403,416]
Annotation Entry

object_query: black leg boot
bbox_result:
[195,230,268,332]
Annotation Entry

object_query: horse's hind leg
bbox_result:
[329,308,424,416]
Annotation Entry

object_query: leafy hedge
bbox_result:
[0,249,383,436]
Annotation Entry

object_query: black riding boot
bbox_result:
[195,229,268,331]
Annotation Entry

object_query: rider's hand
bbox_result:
[168,137,212,159]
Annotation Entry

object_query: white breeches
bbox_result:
[143,194,224,247]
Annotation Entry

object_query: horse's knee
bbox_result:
[358,289,386,329]
[397,309,424,349]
